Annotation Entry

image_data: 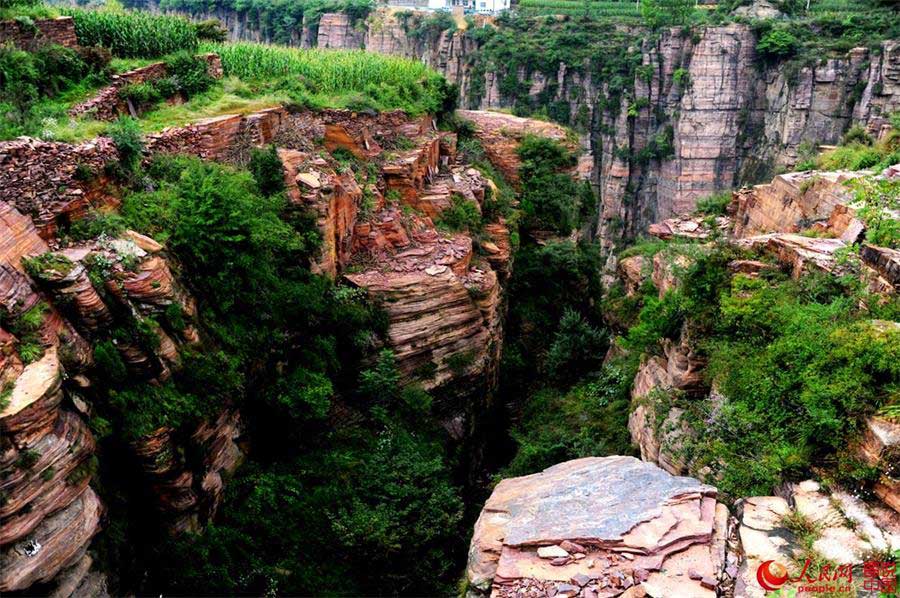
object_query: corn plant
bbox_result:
[61,8,198,57]
[202,42,447,114]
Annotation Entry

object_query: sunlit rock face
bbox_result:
[466,456,729,598]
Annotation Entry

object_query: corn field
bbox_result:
[61,8,198,57]
[203,42,446,110]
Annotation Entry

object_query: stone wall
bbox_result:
[0,138,119,240]
[0,107,435,241]
[0,16,77,49]
[69,53,224,122]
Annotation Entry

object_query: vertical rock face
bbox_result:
[306,11,899,249]
[657,25,756,217]
[0,348,104,595]
[316,13,365,49]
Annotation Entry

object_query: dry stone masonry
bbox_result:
[0,16,77,49]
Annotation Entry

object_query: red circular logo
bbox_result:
[757,560,789,591]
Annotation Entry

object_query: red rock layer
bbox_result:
[0,349,102,593]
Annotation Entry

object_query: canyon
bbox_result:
[143,3,899,252]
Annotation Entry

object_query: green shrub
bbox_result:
[93,340,128,385]
[0,45,40,117]
[249,144,285,197]
[15,448,40,469]
[109,383,214,438]
[851,177,900,248]
[163,50,213,97]
[437,194,482,233]
[193,18,227,42]
[33,44,91,96]
[672,67,690,88]
[695,191,731,216]
[108,116,144,174]
[543,308,608,383]
[7,302,49,364]
[66,210,126,240]
[118,81,161,111]
[515,135,584,234]
[640,0,694,28]
[841,124,873,146]
[266,367,333,422]
[757,29,800,59]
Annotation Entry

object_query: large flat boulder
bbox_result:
[467,456,726,597]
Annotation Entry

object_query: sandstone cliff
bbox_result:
[142,4,899,251]
[0,99,567,591]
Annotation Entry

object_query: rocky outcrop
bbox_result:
[731,169,863,238]
[0,138,118,239]
[130,410,244,534]
[0,201,50,270]
[855,417,900,514]
[456,110,581,186]
[735,480,900,598]
[466,456,728,597]
[340,126,511,401]
[316,12,364,49]
[0,348,104,595]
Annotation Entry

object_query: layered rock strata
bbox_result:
[466,456,728,597]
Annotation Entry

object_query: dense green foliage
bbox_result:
[62,7,199,57]
[615,241,900,498]
[496,137,623,477]
[516,135,594,234]
[249,144,287,197]
[815,129,900,172]
[0,42,110,137]
[640,0,694,28]
[202,41,450,115]
[504,356,636,476]
[79,154,468,594]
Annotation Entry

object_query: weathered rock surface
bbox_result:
[735,481,900,598]
[0,348,102,595]
[466,456,724,597]
[731,169,863,239]
[457,110,580,186]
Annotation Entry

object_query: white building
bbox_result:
[474,0,508,12]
